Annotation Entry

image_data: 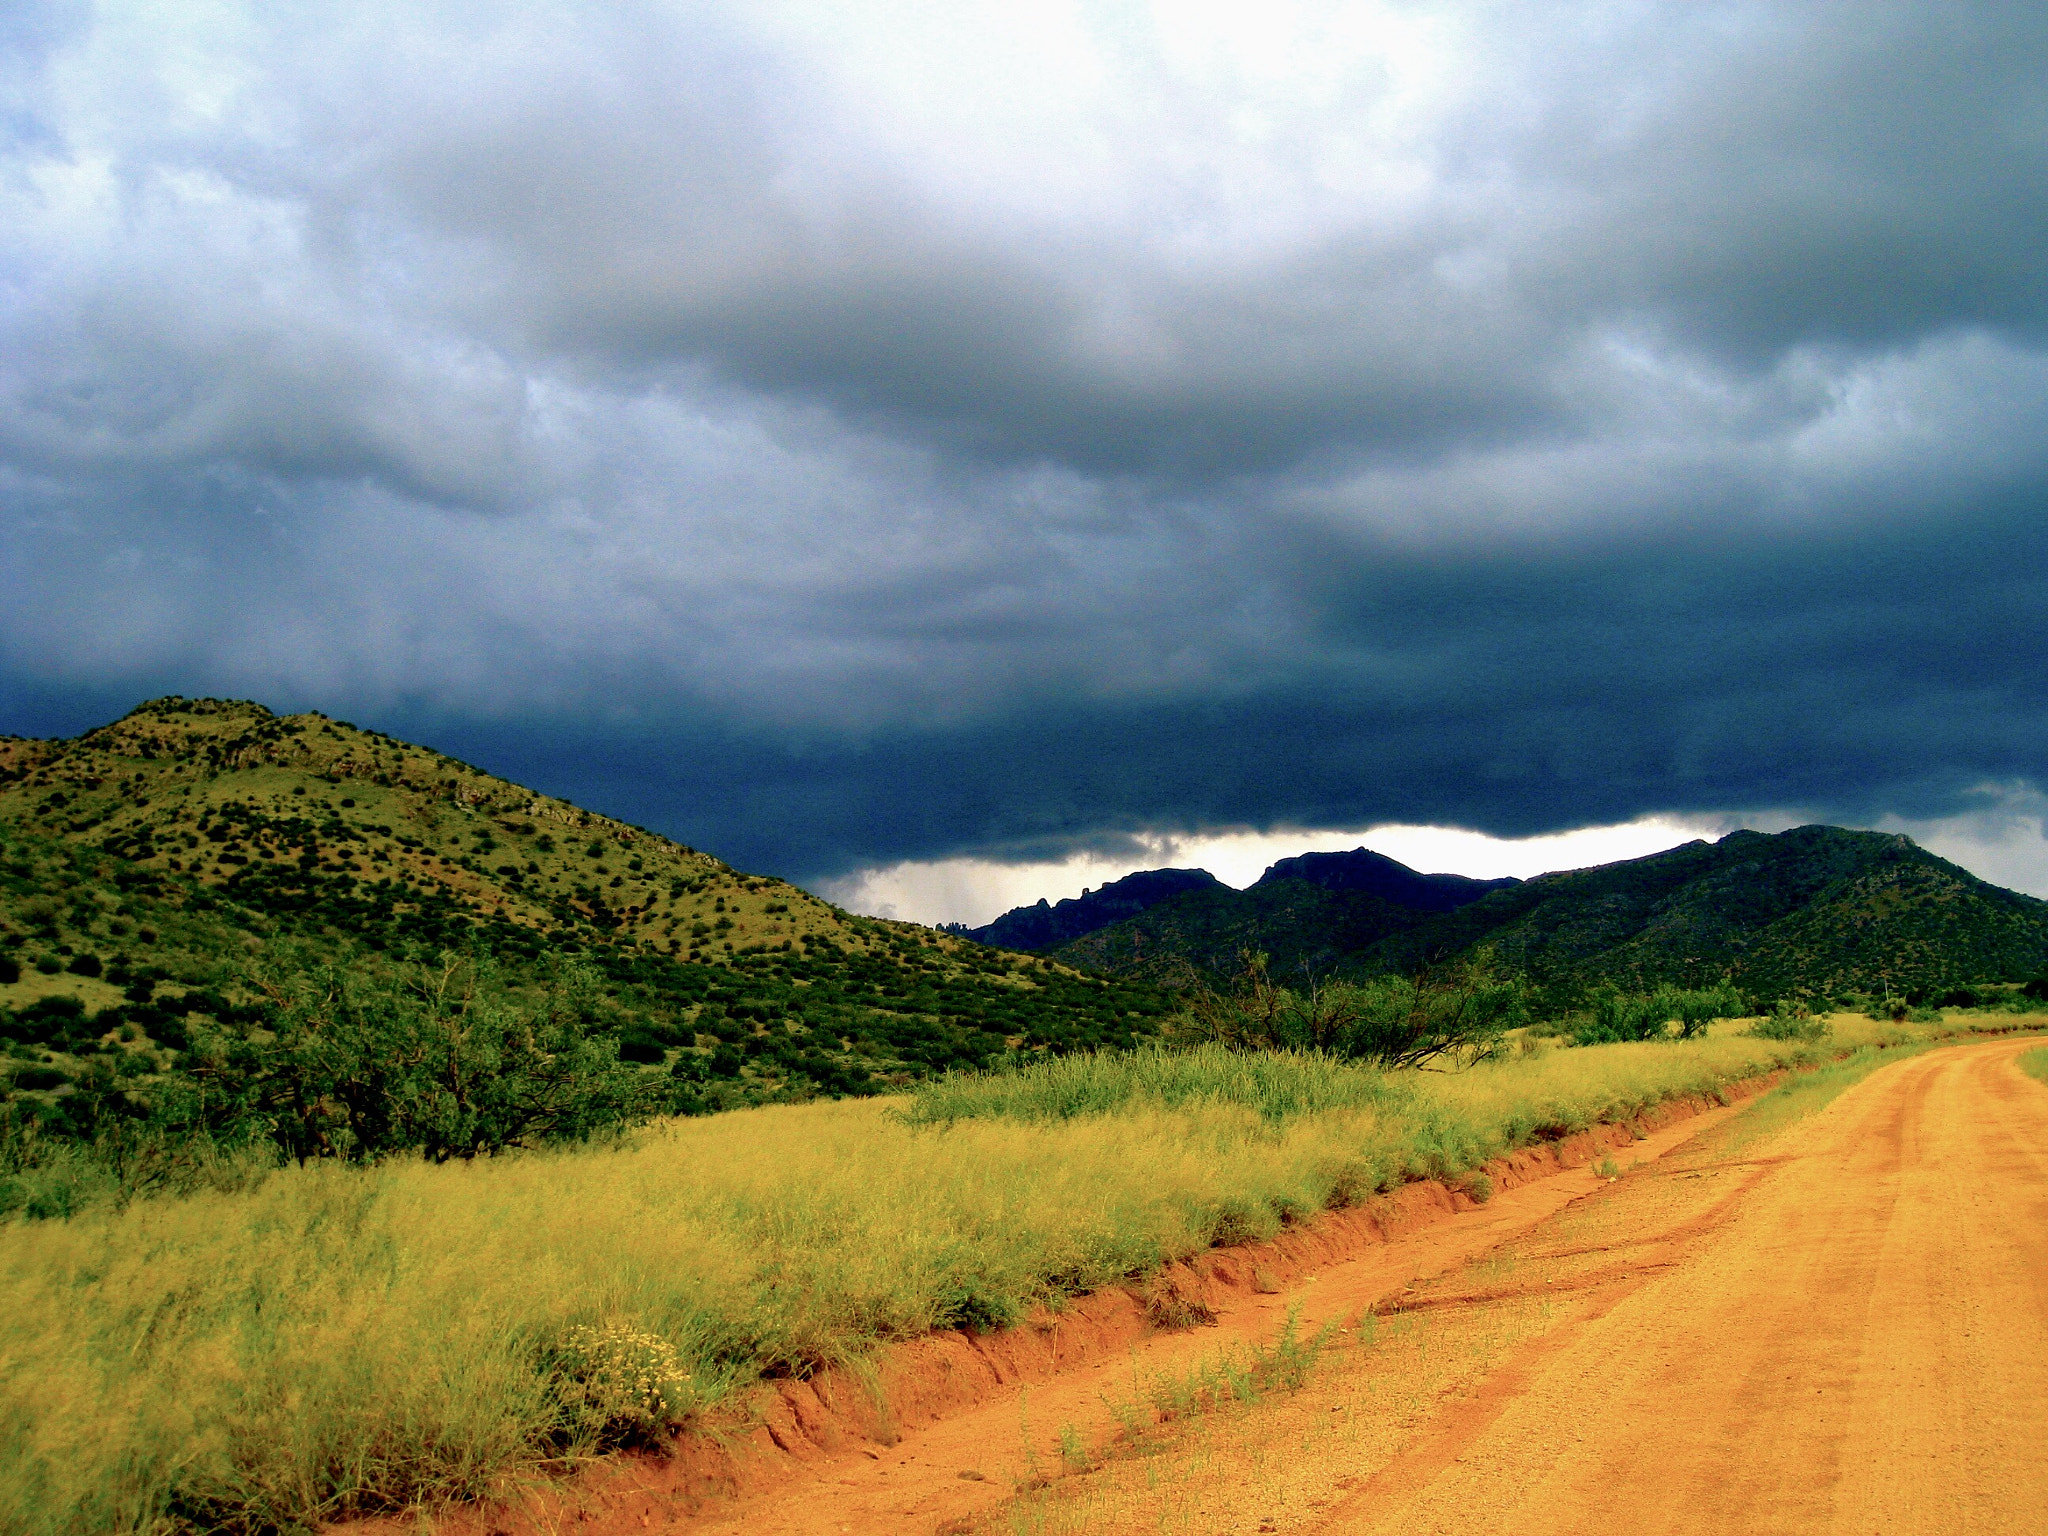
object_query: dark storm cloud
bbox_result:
[414,476,2048,879]
[4,0,2048,881]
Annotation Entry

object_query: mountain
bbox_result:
[0,698,1170,1127]
[1055,826,2048,1003]
[1049,847,1517,985]
[1252,848,1518,910]
[956,867,1227,951]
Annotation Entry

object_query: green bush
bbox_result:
[616,1029,667,1065]
[1176,950,1525,1069]
[548,1322,705,1445]
[1573,984,1744,1045]
[174,954,658,1164]
[1749,1002,1831,1042]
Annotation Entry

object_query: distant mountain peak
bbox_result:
[1252,847,1520,912]
[963,846,1522,956]
[961,867,1226,952]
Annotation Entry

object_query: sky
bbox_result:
[6,1,2048,922]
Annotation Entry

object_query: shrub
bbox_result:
[3,996,88,1047]
[1749,1003,1830,1042]
[616,1030,667,1065]
[1574,984,1744,1045]
[1177,950,1525,1069]
[0,957,17,986]
[549,1323,703,1445]
[66,953,103,979]
[178,953,659,1163]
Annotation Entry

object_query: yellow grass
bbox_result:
[0,1013,2016,1533]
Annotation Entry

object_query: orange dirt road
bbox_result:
[1313,1039,2048,1536]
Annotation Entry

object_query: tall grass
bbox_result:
[0,1016,1971,1533]
[897,1043,1399,1126]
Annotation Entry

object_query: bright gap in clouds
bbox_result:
[817,816,1729,927]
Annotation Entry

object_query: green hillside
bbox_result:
[1054,878,1451,986]
[0,698,1169,1151]
[1054,826,2048,1005]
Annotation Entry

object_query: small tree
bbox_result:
[1574,983,1743,1044]
[1179,950,1525,1069]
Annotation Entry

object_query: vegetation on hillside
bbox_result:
[1054,876,1463,987]
[1053,826,2048,1007]
[0,699,1170,1188]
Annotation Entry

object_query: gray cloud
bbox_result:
[4,0,2048,885]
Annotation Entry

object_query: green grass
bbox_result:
[0,1016,2009,1534]
[2019,1046,2048,1086]
[898,1043,1401,1126]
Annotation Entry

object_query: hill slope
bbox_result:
[0,699,1169,1127]
[1056,826,2048,1002]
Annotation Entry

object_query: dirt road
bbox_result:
[1301,1037,2048,1535]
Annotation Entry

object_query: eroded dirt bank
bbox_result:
[366,1072,1782,1535]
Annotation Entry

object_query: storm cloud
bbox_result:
[5,1,2048,886]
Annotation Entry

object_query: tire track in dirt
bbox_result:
[1308,1038,2048,1536]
